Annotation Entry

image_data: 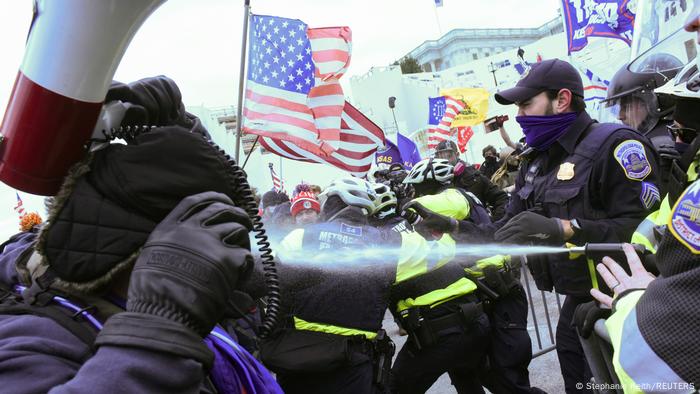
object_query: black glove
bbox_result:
[657,143,681,163]
[573,301,611,339]
[105,75,192,129]
[401,201,457,237]
[96,192,254,368]
[495,211,564,245]
[482,266,512,297]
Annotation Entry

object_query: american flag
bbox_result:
[427,96,465,151]
[243,15,351,156]
[259,101,385,177]
[268,163,284,193]
[14,192,25,218]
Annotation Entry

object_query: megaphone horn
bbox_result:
[0,0,166,195]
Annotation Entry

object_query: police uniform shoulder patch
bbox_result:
[669,180,700,254]
[613,139,651,181]
[640,182,660,210]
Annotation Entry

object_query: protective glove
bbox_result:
[105,75,192,128]
[401,201,458,236]
[573,301,611,339]
[96,192,254,368]
[657,143,681,163]
[482,265,511,297]
[495,211,564,245]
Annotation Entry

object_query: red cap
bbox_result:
[290,191,320,217]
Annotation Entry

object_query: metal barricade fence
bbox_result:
[520,265,562,358]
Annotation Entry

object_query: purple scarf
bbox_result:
[516,112,579,151]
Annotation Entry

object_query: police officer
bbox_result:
[403,160,543,394]
[408,59,662,393]
[390,158,492,393]
[269,177,396,394]
[593,10,700,391]
[601,54,684,194]
[434,140,509,220]
[632,58,700,254]
[590,225,699,391]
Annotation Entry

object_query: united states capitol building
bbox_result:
[347,16,628,163]
[408,17,563,73]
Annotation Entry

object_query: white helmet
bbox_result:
[655,61,700,99]
[318,177,377,214]
[402,158,454,185]
[371,182,397,219]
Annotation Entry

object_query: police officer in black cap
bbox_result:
[405,59,661,393]
[434,140,509,220]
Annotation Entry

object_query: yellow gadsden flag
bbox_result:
[439,87,489,127]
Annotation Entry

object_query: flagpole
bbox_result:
[433,4,443,37]
[241,135,259,170]
[279,156,284,192]
[235,0,251,163]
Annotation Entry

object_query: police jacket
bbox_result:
[646,119,677,197]
[277,207,395,338]
[607,182,700,392]
[461,112,661,296]
[633,134,700,253]
[454,161,509,220]
[390,187,491,314]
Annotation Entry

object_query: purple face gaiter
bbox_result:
[516,112,579,151]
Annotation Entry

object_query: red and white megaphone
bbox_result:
[0,0,166,195]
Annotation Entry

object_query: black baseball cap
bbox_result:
[435,140,458,153]
[495,59,584,105]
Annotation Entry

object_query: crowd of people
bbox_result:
[0,6,699,394]
[249,17,700,393]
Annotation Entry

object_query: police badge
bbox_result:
[613,140,651,181]
[669,180,700,254]
[557,162,575,181]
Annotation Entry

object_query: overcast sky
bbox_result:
[0,0,560,240]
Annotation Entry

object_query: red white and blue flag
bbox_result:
[260,101,385,177]
[268,163,285,193]
[14,192,25,218]
[427,96,465,151]
[243,15,351,157]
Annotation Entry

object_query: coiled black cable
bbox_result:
[204,136,280,339]
[94,124,281,338]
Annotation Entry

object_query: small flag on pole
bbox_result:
[14,192,25,218]
[456,126,474,153]
[269,163,284,193]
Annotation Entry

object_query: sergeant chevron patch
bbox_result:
[640,182,660,210]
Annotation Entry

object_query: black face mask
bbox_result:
[484,156,497,163]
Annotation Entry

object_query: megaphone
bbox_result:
[0,0,165,195]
